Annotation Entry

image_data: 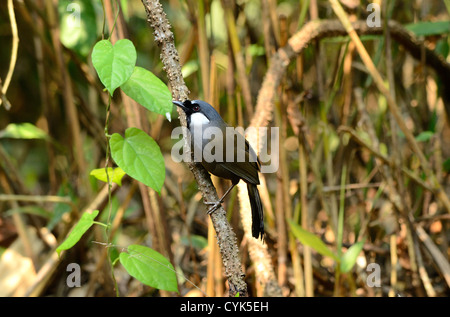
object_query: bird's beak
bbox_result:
[172,100,186,111]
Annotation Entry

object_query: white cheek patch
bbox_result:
[190,112,210,126]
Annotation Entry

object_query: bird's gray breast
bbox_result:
[189,120,225,164]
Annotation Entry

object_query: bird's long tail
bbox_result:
[247,183,264,239]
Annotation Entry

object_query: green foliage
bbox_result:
[92,39,137,95]
[58,0,98,57]
[405,21,450,37]
[56,210,100,257]
[5,206,51,218]
[415,131,434,143]
[120,66,173,116]
[90,167,126,186]
[0,123,48,140]
[92,38,169,193]
[443,158,450,173]
[180,235,208,250]
[55,211,178,293]
[89,31,174,294]
[47,184,75,231]
[181,60,199,78]
[288,220,339,261]
[119,244,178,293]
[110,128,165,194]
[288,220,365,273]
[340,241,365,273]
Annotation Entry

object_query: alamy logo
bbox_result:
[366,3,381,27]
[66,263,81,287]
[66,1,81,28]
[366,263,381,287]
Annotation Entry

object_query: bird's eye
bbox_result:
[193,105,200,112]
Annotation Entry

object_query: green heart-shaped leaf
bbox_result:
[120,244,178,293]
[120,66,173,117]
[110,128,165,193]
[91,39,136,95]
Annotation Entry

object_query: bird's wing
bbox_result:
[210,123,260,184]
[218,160,260,185]
[219,134,260,184]
[244,139,261,171]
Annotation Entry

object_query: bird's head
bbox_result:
[173,99,223,128]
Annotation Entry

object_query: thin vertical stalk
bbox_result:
[311,0,339,237]
[0,0,19,108]
[226,46,236,126]
[299,137,312,297]
[294,53,313,298]
[341,41,354,125]
[206,217,217,296]
[309,0,318,20]
[383,5,403,299]
[388,234,398,297]
[197,0,210,102]
[274,101,288,288]
[206,57,223,297]
[209,55,218,107]
[337,164,347,258]
[222,0,253,118]
[279,17,305,296]
[412,229,436,297]
[261,0,276,61]
[213,231,224,296]
[268,0,280,45]
[333,163,347,296]
[280,94,305,296]
[297,0,310,29]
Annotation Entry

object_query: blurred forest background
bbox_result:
[0,0,449,297]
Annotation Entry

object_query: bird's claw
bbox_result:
[205,201,222,214]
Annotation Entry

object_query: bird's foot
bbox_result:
[205,201,222,214]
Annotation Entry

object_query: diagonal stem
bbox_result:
[140,0,248,297]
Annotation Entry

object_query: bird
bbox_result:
[173,99,264,239]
